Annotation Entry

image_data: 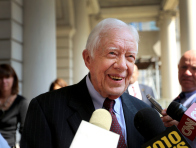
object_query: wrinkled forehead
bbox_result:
[99,29,136,46]
[180,54,196,66]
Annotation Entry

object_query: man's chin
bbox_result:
[107,94,122,100]
[108,90,124,97]
[102,87,126,99]
[182,86,196,92]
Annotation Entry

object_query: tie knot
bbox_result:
[103,98,114,112]
[175,92,185,103]
[179,92,185,99]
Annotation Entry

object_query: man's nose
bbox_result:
[115,56,127,70]
[185,69,192,75]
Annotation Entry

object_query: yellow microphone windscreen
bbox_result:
[89,109,112,131]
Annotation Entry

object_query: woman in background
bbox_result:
[49,78,68,91]
[0,64,28,148]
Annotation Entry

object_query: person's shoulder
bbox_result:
[15,94,27,103]
[30,77,87,107]
[122,93,151,108]
[139,83,150,88]
[139,83,153,91]
[37,84,73,99]
[17,94,25,99]
[31,84,79,106]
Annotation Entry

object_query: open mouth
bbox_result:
[109,75,123,81]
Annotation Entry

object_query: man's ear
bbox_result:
[82,49,91,70]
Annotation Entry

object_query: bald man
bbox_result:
[126,64,155,108]
[162,50,196,148]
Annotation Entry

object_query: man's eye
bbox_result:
[181,66,187,69]
[127,55,135,60]
[128,55,134,58]
[109,52,115,55]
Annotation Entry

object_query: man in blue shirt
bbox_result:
[162,50,196,148]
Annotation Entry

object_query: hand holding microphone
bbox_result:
[161,108,179,127]
[134,108,191,148]
[146,94,180,127]
[167,101,196,141]
[147,94,196,142]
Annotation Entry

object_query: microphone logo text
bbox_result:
[144,129,190,148]
[181,118,196,136]
[190,109,196,120]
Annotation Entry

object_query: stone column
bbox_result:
[73,0,90,83]
[23,0,56,100]
[158,11,179,100]
[0,0,24,94]
[179,0,196,54]
[56,26,75,85]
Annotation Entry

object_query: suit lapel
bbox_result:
[67,76,95,133]
[121,93,138,147]
[139,84,152,107]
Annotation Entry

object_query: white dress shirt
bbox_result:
[128,81,142,100]
[85,74,127,144]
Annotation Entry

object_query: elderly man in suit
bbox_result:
[162,50,196,148]
[126,64,155,107]
[21,18,151,148]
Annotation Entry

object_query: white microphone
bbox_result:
[70,109,120,148]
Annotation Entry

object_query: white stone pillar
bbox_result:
[23,0,56,100]
[0,0,24,94]
[56,26,75,85]
[179,0,196,54]
[159,11,179,100]
[73,0,90,83]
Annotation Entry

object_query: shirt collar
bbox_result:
[113,97,121,115]
[133,81,139,86]
[86,74,121,115]
[184,90,196,99]
[129,81,139,88]
[181,90,196,108]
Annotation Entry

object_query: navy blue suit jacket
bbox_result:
[21,76,150,148]
[139,84,155,108]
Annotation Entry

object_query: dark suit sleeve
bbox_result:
[20,98,52,148]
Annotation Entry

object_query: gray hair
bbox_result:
[85,18,139,57]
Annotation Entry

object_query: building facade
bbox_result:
[0,0,196,106]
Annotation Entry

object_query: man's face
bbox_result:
[83,29,137,99]
[178,51,196,92]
